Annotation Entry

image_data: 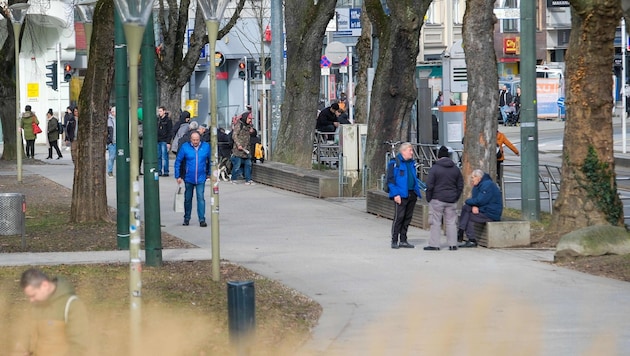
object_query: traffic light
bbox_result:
[238,60,246,80]
[63,64,72,82]
[45,61,58,91]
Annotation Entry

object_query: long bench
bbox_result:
[252,161,339,198]
[474,219,531,248]
[366,189,430,229]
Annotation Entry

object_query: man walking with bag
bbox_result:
[174,132,211,227]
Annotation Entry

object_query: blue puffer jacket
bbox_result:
[465,173,503,221]
[387,153,422,199]
[174,141,211,184]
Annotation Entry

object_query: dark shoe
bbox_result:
[457,229,464,242]
[200,221,208,227]
[158,173,163,176]
[423,246,440,251]
[459,240,478,248]
[182,220,189,226]
[449,246,458,251]
[391,242,399,249]
[398,241,415,248]
[46,156,52,159]
[57,156,62,159]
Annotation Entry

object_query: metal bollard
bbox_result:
[227,280,255,354]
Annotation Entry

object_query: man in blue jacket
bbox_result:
[458,169,503,248]
[387,142,423,249]
[174,132,211,227]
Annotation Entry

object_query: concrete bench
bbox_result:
[252,161,339,198]
[366,190,429,229]
[474,219,531,248]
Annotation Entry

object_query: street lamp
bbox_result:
[198,0,230,282]
[76,0,97,56]
[9,3,30,183]
[112,0,155,353]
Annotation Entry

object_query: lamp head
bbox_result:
[8,3,30,25]
[198,0,230,22]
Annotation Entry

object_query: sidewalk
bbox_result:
[2,140,630,354]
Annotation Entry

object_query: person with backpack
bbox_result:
[45,109,63,159]
[387,142,423,249]
[14,268,90,355]
[231,113,255,184]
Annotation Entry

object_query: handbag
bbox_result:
[173,185,185,212]
[32,122,42,134]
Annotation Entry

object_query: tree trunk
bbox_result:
[549,0,623,232]
[70,0,115,223]
[353,1,372,124]
[461,0,499,198]
[0,12,18,161]
[363,0,432,183]
[155,0,244,122]
[274,0,337,168]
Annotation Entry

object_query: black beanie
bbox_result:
[438,146,450,158]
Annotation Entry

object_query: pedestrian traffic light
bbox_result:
[45,61,58,91]
[63,64,72,82]
[238,61,246,80]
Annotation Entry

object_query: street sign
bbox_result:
[557,97,565,108]
[493,8,520,19]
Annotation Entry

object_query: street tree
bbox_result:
[353,1,372,124]
[549,0,624,232]
[155,0,244,118]
[274,0,338,167]
[362,0,432,182]
[0,1,22,161]
[460,0,499,197]
[70,0,115,222]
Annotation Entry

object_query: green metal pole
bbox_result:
[142,16,162,267]
[205,19,221,282]
[14,23,23,183]
[520,0,540,220]
[123,22,146,356]
[115,12,130,249]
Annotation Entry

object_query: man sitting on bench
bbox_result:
[458,169,503,248]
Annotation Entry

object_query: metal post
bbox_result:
[270,0,283,155]
[519,0,541,221]
[206,19,221,282]
[348,47,354,123]
[114,12,130,250]
[142,15,162,267]
[622,17,627,153]
[14,23,22,183]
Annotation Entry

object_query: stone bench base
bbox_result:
[252,161,340,198]
[366,190,429,229]
[474,220,531,248]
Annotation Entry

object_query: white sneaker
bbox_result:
[245,180,255,185]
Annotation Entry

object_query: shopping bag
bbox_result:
[173,185,184,212]
[32,122,42,134]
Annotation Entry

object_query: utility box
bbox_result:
[438,105,465,150]
[339,124,368,172]
[0,193,26,248]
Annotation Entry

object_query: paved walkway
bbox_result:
[2,121,630,354]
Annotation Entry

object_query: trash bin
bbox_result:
[227,280,255,350]
[0,193,26,248]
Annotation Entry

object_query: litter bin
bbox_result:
[227,280,255,352]
[0,193,26,248]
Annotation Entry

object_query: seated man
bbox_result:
[458,169,503,248]
[316,103,340,133]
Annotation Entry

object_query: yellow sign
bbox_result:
[185,99,199,118]
[27,83,39,99]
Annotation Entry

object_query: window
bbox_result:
[501,0,519,33]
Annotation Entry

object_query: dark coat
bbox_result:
[465,173,503,221]
[315,107,338,132]
[157,113,173,143]
[426,157,463,203]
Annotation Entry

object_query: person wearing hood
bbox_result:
[387,142,423,249]
[15,268,89,356]
[172,110,191,138]
[231,112,255,184]
[21,105,40,159]
[424,146,463,251]
[46,109,63,160]
[458,169,503,248]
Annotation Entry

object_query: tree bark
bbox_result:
[353,1,372,124]
[274,0,338,168]
[155,0,244,121]
[549,0,623,232]
[461,0,499,198]
[70,0,115,223]
[363,0,432,182]
[0,7,18,161]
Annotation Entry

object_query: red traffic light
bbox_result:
[238,62,246,69]
[64,64,72,72]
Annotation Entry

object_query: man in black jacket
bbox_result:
[423,146,464,251]
[157,106,173,176]
[316,103,340,133]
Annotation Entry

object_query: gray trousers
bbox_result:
[428,199,458,247]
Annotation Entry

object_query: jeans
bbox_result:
[157,141,169,175]
[107,143,116,173]
[184,181,206,223]
[499,105,510,124]
[231,155,252,181]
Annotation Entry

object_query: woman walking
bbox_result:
[46,109,63,159]
[21,105,39,159]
